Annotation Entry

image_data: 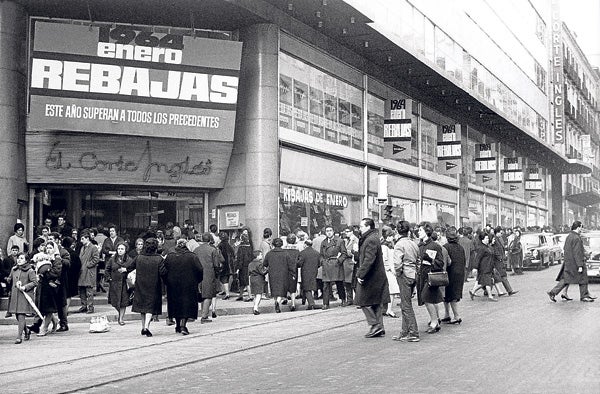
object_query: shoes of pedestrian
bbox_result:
[426,325,441,334]
[86,307,95,314]
[307,305,313,310]
[547,291,557,302]
[217,291,226,296]
[581,297,595,302]
[488,297,498,302]
[76,307,88,313]
[561,294,573,301]
[322,305,329,310]
[37,329,49,337]
[175,326,181,333]
[281,299,288,305]
[449,318,462,325]
[588,295,598,300]
[347,301,354,306]
[365,326,384,338]
[392,334,407,341]
[498,293,507,297]
[141,328,153,337]
[212,311,217,318]
[469,290,475,300]
[440,317,452,323]
[275,302,281,313]
[253,309,260,315]
[56,325,69,332]
[181,327,189,335]
[222,295,230,300]
[290,305,296,312]
[118,321,126,326]
[15,338,22,344]
[407,335,420,342]
[200,317,212,324]
[235,296,244,301]
[27,324,40,334]
[243,298,253,302]
[508,291,519,296]
[341,300,347,307]
[166,319,175,326]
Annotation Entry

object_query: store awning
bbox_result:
[566,191,600,207]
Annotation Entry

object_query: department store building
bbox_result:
[0,0,597,248]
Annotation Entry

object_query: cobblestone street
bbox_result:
[1,264,599,393]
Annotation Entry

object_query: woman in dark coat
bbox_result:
[62,237,82,299]
[469,232,497,302]
[217,232,235,300]
[263,238,295,313]
[34,242,61,336]
[298,239,320,309]
[283,233,300,311]
[235,234,254,301]
[105,242,131,325]
[7,253,38,344]
[128,238,163,337]
[162,239,203,335]
[416,222,445,334]
[441,227,466,325]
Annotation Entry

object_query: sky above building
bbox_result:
[561,0,600,67]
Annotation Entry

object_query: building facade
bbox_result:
[0,0,597,249]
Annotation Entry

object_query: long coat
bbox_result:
[343,235,358,283]
[7,264,38,314]
[283,245,300,292]
[78,243,99,287]
[444,239,466,302]
[35,254,61,314]
[129,253,163,315]
[298,246,320,291]
[105,254,131,309]
[236,243,253,287]
[508,236,523,269]
[263,247,295,297]
[559,230,587,284]
[472,244,495,287]
[416,238,444,306]
[320,236,347,282]
[355,228,390,307]
[193,243,221,299]
[163,246,203,319]
[492,238,507,277]
[66,248,81,298]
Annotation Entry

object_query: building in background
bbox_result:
[0,0,597,248]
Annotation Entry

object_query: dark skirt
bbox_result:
[37,280,58,314]
[250,275,266,295]
[108,276,130,309]
[417,264,443,306]
[239,263,250,287]
[445,263,465,302]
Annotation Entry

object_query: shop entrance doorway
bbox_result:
[31,188,206,241]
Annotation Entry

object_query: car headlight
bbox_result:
[533,250,539,258]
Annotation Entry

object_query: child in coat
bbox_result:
[7,253,38,344]
[248,250,266,315]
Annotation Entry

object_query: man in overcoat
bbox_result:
[547,221,596,302]
[78,231,100,313]
[355,218,390,338]
[194,233,221,323]
[298,239,320,310]
[320,226,348,309]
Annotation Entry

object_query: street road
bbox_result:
[1,264,599,393]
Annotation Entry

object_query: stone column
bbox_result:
[236,24,279,247]
[550,170,563,228]
[0,2,28,249]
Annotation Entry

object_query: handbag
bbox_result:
[427,247,449,287]
[89,315,110,333]
[126,270,136,290]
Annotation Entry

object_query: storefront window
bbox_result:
[33,189,205,242]
[486,197,498,227]
[466,191,483,230]
[422,199,456,228]
[367,94,385,156]
[421,118,438,172]
[515,203,527,228]
[279,184,362,237]
[527,206,538,229]
[279,52,363,150]
[501,201,514,228]
[368,194,418,225]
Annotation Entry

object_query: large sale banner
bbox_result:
[27,21,242,142]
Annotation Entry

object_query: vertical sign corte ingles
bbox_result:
[474,144,497,187]
[551,0,564,144]
[502,157,524,197]
[437,124,462,175]
[383,99,412,160]
[26,20,243,187]
[525,167,544,201]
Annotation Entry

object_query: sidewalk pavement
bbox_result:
[0,292,343,325]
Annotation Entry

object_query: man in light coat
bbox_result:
[356,218,390,338]
[78,230,100,313]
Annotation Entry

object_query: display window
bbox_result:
[486,197,498,227]
[465,191,483,230]
[367,194,418,226]
[279,52,363,150]
[422,199,456,228]
[501,201,515,228]
[515,204,527,228]
[279,184,362,237]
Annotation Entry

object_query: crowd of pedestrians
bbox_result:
[0,215,594,345]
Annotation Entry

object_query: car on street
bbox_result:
[583,232,600,281]
[549,233,566,265]
[521,233,554,270]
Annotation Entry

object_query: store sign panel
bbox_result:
[383,99,412,160]
[551,0,564,144]
[281,186,349,208]
[437,124,462,175]
[502,157,524,197]
[28,21,242,141]
[26,132,231,188]
[474,143,497,186]
[525,167,544,201]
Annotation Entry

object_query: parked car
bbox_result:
[549,234,566,265]
[583,232,600,281]
[521,233,554,270]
